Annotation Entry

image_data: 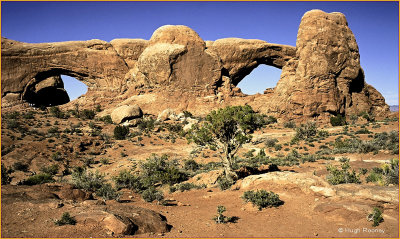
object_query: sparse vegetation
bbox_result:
[326,160,361,185]
[242,190,283,210]
[292,121,317,142]
[284,121,296,129]
[140,154,187,187]
[23,173,54,185]
[212,205,233,224]
[98,115,113,124]
[217,176,235,191]
[54,212,76,226]
[71,168,106,192]
[114,125,130,140]
[80,109,96,120]
[113,169,143,191]
[367,159,398,186]
[265,138,278,148]
[40,164,59,175]
[367,207,384,227]
[169,182,205,193]
[141,187,164,203]
[330,114,346,126]
[95,183,121,201]
[50,106,68,119]
[137,117,155,132]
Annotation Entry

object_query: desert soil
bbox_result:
[1,107,399,238]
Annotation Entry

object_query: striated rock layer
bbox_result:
[1,10,389,121]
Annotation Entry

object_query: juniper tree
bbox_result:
[187,105,265,181]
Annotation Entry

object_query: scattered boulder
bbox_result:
[107,206,170,235]
[75,210,133,235]
[75,206,170,236]
[157,108,177,122]
[55,184,93,201]
[186,170,223,188]
[111,105,143,124]
[183,123,194,132]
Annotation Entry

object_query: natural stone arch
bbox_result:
[205,38,296,86]
[1,37,129,106]
[236,64,282,95]
[21,68,91,106]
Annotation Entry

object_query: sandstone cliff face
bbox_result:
[1,10,390,121]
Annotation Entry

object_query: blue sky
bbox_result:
[1,1,399,104]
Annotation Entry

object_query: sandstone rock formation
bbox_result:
[23,75,70,106]
[111,104,143,124]
[1,9,390,121]
[268,9,390,120]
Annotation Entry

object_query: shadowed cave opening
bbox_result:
[236,65,281,95]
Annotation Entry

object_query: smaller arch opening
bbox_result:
[236,65,281,95]
[61,75,88,101]
[22,71,88,107]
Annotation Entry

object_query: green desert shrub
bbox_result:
[54,212,76,226]
[265,138,279,148]
[241,190,283,210]
[98,115,113,124]
[293,121,317,141]
[184,159,200,171]
[283,121,296,129]
[95,183,121,201]
[52,151,63,161]
[71,168,106,192]
[186,105,265,182]
[367,207,384,227]
[113,169,144,191]
[22,111,35,119]
[217,176,235,191]
[50,106,67,119]
[114,125,130,140]
[141,187,164,203]
[183,110,193,118]
[140,154,187,187]
[3,111,20,119]
[169,182,205,193]
[212,205,232,224]
[40,164,59,175]
[23,173,54,185]
[330,114,346,126]
[326,161,361,185]
[80,109,96,120]
[264,115,277,125]
[359,111,375,122]
[137,117,155,132]
[367,159,399,185]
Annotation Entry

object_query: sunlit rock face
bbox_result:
[1,10,389,121]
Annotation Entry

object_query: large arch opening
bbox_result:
[22,70,89,107]
[236,65,282,95]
